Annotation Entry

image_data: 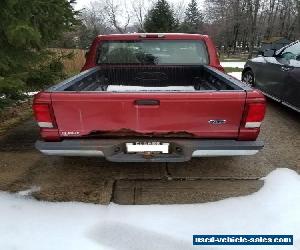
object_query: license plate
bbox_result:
[126,142,170,154]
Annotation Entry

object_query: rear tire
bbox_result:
[242,70,255,87]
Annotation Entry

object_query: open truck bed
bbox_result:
[48,65,243,92]
[33,33,266,162]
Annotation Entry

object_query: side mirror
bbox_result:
[263,49,276,57]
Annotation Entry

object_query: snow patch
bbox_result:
[228,71,242,80]
[0,168,299,250]
[25,91,38,96]
[0,91,38,100]
[221,61,246,69]
[17,186,40,197]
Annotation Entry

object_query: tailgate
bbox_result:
[50,92,246,139]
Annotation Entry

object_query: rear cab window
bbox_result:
[97,40,209,65]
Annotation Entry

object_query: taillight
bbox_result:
[243,103,266,128]
[139,34,165,38]
[33,104,56,128]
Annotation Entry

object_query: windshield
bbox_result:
[97,40,209,65]
[277,41,300,56]
[279,41,300,60]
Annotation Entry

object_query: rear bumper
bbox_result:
[35,139,264,162]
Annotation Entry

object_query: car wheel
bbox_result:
[242,70,255,87]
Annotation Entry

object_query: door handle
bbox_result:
[134,99,160,106]
[281,66,292,72]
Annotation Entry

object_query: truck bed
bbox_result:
[36,65,258,141]
[48,65,244,92]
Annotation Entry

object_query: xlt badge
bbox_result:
[208,119,226,125]
[61,131,80,136]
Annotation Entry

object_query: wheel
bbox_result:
[242,70,255,87]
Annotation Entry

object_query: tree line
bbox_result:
[61,0,299,59]
[57,0,204,49]
[205,0,300,57]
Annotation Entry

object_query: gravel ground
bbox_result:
[0,99,299,204]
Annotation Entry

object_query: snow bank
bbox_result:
[221,61,245,69]
[25,91,38,96]
[106,85,195,92]
[0,92,38,100]
[0,168,299,250]
[228,71,242,80]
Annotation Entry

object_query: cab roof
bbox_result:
[95,33,208,41]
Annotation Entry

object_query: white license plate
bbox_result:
[126,142,170,154]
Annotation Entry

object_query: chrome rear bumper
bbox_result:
[36,139,264,162]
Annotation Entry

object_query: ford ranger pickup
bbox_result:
[33,33,266,162]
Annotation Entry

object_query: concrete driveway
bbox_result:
[0,100,299,204]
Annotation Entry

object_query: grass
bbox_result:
[219,53,249,62]
[223,67,243,73]
[0,100,33,136]
[49,48,86,76]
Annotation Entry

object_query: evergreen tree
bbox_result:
[181,0,203,33]
[0,0,78,108]
[144,0,178,32]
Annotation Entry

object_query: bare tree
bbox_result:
[205,0,299,57]
[172,0,187,23]
[131,0,147,31]
[246,0,260,58]
[297,0,300,38]
[80,1,109,36]
[105,0,131,33]
[264,0,278,39]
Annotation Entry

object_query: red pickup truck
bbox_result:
[33,33,266,162]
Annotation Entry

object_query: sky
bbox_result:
[73,0,205,27]
[74,0,201,11]
[72,0,204,28]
